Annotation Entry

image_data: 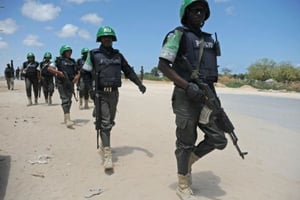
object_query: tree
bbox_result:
[150,67,160,77]
[221,67,232,75]
[247,58,276,81]
[273,62,300,82]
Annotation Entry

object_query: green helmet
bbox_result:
[59,45,72,56]
[27,52,35,58]
[44,52,52,59]
[96,26,117,42]
[81,48,89,55]
[180,0,210,24]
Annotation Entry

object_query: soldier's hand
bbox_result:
[138,84,146,94]
[72,74,80,84]
[57,71,64,78]
[185,82,205,102]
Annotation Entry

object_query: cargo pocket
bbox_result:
[175,116,188,130]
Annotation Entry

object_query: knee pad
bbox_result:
[214,137,228,150]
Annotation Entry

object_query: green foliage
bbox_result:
[150,67,160,77]
[221,67,232,75]
[143,73,169,81]
[272,62,300,82]
[247,58,276,81]
[247,58,300,82]
[224,81,245,88]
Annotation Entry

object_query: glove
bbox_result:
[138,84,146,94]
[185,82,205,102]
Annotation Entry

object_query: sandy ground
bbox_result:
[0,79,299,200]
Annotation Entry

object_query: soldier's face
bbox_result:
[186,2,207,28]
[64,50,72,58]
[27,57,34,62]
[100,36,113,48]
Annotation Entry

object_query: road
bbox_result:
[219,93,300,132]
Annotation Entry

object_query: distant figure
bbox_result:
[4,63,14,90]
[22,52,40,106]
[140,66,144,83]
[16,67,20,80]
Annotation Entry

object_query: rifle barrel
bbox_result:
[229,131,248,159]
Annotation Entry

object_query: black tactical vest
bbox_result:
[56,57,77,81]
[173,28,219,82]
[90,49,122,88]
[40,61,53,77]
[23,61,39,77]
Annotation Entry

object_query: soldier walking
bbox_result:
[48,45,80,128]
[22,53,40,106]
[83,26,146,171]
[77,48,92,109]
[4,63,14,90]
[158,1,227,199]
[40,52,55,105]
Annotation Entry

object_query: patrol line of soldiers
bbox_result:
[21,46,92,109]
[19,0,231,199]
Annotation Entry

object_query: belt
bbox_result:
[98,87,118,93]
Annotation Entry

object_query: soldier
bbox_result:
[48,45,80,128]
[40,52,55,105]
[22,52,40,106]
[83,26,146,171]
[140,66,144,83]
[157,0,227,199]
[16,67,20,80]
[4,63,14,90]
[77,48,92,109]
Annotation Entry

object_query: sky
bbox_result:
[0,0,300,76]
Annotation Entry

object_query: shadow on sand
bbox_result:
[0,155,11,200]
[112,145,154,162]
[169,171,226,200]
[97,145,154,176]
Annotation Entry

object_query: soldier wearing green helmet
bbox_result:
[83,25,146,171]
[48,45,80,128]
[158,0,226,199]
[77,47,92,109]
[39,52,55,105]
[22,52,40,106]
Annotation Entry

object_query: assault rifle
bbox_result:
[182,56,248,159]
[94,72,101,149]
[62,71,78,102]
[38,79,42,98]
[55,57,78,102]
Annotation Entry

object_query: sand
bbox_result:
[0,79,299,200]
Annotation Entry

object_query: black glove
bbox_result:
[185,82,205,102]
[138,84,146,94]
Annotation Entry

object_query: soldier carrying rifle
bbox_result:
[48,45,80,128]
[82,26,146,171]
[39,52,55,105]
[158,0,246,199]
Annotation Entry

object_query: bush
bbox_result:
[218,75,300,92]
